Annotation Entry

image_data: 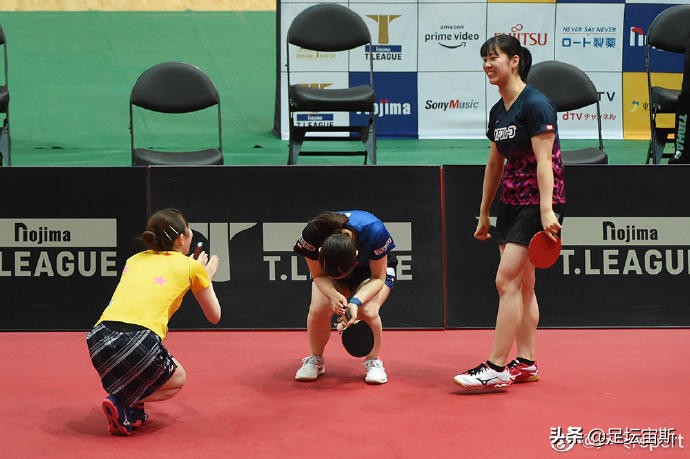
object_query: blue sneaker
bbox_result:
[127,404,149,428]
[102,395,132,435]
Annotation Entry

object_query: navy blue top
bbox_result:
[294,210,395,268]
[486,85,565,206]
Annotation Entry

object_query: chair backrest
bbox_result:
[527,60,603,153]
[647,5,690,53]
[287,3,371,52]
[0,25,7,87]
[130,62,219,113]
[527,60,598,112]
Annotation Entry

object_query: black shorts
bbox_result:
[494,203,565,247]
[343,253,398,292]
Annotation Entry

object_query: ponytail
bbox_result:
[480,33,533,82]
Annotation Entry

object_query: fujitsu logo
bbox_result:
[500,24,548,47]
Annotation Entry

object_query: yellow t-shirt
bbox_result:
[97,250,211,339]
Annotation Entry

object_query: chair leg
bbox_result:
[288,135,303,166]
[361,124,376,165]
[288,128,304,165]
[652,129,666,164]
[0,119,8,167]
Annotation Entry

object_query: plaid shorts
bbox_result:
[86,322,177,406]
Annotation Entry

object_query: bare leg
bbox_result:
[306,282,337,356]
[515,267,538,361]
[357,284,391,360]
[488,243,531,367]
[141,357,186,402]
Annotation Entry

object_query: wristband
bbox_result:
[348,297,362,307]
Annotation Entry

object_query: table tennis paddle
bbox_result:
[528,230,561,269]
[340,309,374,358]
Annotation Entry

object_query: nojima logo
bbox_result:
[190,221,413,283]
[561,217,690,276]
[372,98,412,118]
[0,219,118,277]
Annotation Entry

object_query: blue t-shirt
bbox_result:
[294,210,395,268]
[486,85,566,206]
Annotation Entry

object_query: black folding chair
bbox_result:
[0,25,10,166]
[645,5,690,164]
[527,60,607,165]
[129,62,224,166]
[286,3,376,165]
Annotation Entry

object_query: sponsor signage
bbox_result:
[150,166,444,330]
[444,165,690,328]
[0,167,146,330]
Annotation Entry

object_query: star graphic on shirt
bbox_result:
[153,276,167,286]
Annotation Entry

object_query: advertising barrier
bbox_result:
[444,165,690,328]
[2,165,688,330]
[0,167,147,330]
[149,166,445,329]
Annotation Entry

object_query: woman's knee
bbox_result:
[169,361,187,388]
[359,303,382,322]
[495,270,523,296]
[307,302,332,325]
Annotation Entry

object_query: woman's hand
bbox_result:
[474,215,492,241]
[541,209,562,242]
[329,292,348,316]
[336,303,359,332]
[193,251,219,279]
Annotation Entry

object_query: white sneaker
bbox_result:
[363,359,388,384]
[295,355,325,381]
[453,362,511,392]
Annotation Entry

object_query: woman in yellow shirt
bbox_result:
[86,208,221,435]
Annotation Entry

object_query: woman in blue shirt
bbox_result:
[293,210,397,385]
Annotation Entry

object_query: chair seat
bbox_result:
[0,85,8,112]
[562,148,608,165]
[289,85,375,112]
[650,86,680,113]
[133,148,223,166]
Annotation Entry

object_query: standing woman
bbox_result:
[293,210,397,384]
[453,34,565,392]
[86,208,222,434]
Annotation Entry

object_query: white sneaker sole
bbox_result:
[295,367,325,382]
[452,377,510,393]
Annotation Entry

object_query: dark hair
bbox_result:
[140,208,188,251]
[319,232,356,278]
[310,211,348,234]
[480,34,532,82]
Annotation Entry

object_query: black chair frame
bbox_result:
[129,62,223,166]
[527,60,607,165]
[286,3,376,165]
[645,5,690,164]
[0,25,10,166]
